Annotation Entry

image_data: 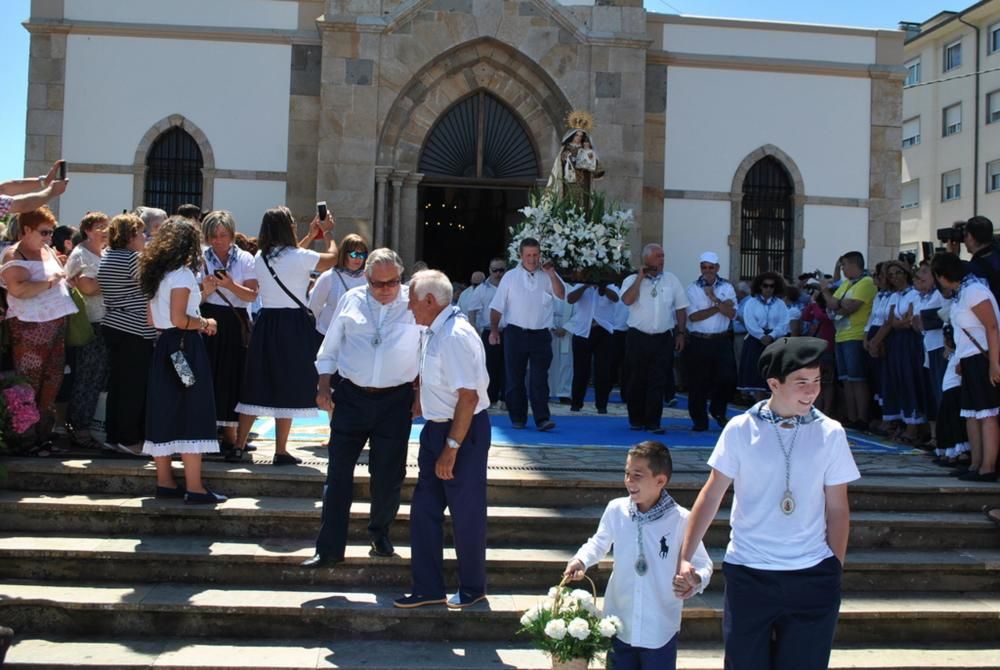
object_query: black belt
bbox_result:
[344,379,410,395]
[508,324,547,334]
[689,331,730,339]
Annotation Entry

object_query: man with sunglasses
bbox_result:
[469,258,508,406]
[306,248,423,568]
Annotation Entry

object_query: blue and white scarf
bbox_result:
[204,245,237,273]
[629,489,676,523]
[752,399,822,426]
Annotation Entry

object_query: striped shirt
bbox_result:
[98,249,156,339]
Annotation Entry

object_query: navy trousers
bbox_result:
[409,410,491,599]
[609,634,678,670]
[503,325,552,426]
[315,379,413,559]
[625,328,675,429]
[685,334,736,428]
[722,557,842,670]
[571,326,612,411]
[481,328,505,405]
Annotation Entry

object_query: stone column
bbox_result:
[23,28,67,217]
[400,173,424,269]
[390,172,406,252]
[374,167,393,248]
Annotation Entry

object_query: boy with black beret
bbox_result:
[674,337,861,670]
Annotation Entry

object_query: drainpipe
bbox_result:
[959,16,981,213]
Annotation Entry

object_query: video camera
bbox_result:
[936,222,965,243]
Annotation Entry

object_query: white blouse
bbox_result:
[0,246,77,323]
[150,267,202,330]
[254,247,320,309]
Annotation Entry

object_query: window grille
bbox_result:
[739,157,794,280]
[143,127,204,215]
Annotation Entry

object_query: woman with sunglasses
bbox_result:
[232,207,337,464]
[736,271,789,402]
[0,206,77,454]
[308,233,369,336]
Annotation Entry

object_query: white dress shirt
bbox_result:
[308,268,368,334]
[573,498,713,649]
[620,271,689,334]
[203,246,256,309]
[564,285,618,338]
[457,284,481,316]
[469,281,505,331]
[315,285,421,388]
[686,278,736,335]
[742,296,789,340]
[488,264,563,330]
[918,289,945,353]
[419,306,491,421]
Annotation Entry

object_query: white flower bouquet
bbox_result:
[508,191,633,284]
[517,575,622,667]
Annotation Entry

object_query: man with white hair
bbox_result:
[135,206,168,239]
[685,251,738,431]
[304,248,422,568]
[395,269,491,609]
[621,243,688,434]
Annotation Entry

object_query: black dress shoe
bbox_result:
[712,415,729,429]
[301,553,342,568]
[691,424,709,432]
[370,536,395,557]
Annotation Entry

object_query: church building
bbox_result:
[23,0,904,282]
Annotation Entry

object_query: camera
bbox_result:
[936,222,965,243]
[898,251,917,266]
[57,160,66,181]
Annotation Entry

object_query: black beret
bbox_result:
[758,337,827,380]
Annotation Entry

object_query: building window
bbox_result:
[990,23,1000,54]
[901,180,919,209]
[944,40,962,72]
[902,117,921,147]
[989,91,1000,124]
[739,156,794,280]
[988,161,1000,192]
[905,58,921,86]
[943,103,962,136]
[942,170,962,202]
[143,127,203,216]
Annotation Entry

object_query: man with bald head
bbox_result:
[457,271,485,317]
[620,243,688,434]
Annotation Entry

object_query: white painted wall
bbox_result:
[64,0,299,30]
[664,67,871,199]
[662,198,731,284]
[57,173,133,227]
[663,23,877,64]
[62,35,291,172]
[802,205,871,271]
[213,179,288,234]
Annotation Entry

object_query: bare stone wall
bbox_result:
[24,32,66,217]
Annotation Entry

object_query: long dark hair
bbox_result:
[258,207,297,257]
[751,271,786,298]
[138,216,203,298]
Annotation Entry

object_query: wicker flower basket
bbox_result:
[548,574,597,670]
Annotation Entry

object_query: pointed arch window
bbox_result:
[143,127,203,215]
[418,91,539,183]
[739,157,794,280]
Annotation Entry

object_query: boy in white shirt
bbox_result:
[675,337,861,670]
[564,441,712,669]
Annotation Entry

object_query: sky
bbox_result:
[0,0,964,182]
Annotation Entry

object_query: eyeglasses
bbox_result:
[369,277,401,289]
[348,251,368,259]
[490,268,505,274]
[36,229,55,238]
[887,270,906,276]
[761,283,775,289]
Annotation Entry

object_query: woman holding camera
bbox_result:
[233,207,336,464]
[139,217,225,503]
[307,233,369,336]
[932,252,1000,482]
[199,211,258,454]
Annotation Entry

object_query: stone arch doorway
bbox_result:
[416,90,541,281]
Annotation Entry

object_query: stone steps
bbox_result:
[1,534,998,593]
[0,491,995,550]
[3,457,998,512]
[2,582,999,644]
[5,638,1000,670]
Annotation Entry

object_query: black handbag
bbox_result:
[260,252,317,327]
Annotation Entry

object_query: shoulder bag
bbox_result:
[260,251,317,328]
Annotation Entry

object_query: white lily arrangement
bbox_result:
[508,191,634,283]
[518,581,623,665]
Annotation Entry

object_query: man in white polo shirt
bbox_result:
[620,243,688,434]
[468,257,507,406]
[395,269,492,610]
[489,237,566,431]
[675,337,860,670]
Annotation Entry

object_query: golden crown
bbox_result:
[565,110,594,132]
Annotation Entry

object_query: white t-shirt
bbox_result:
[65,244,106,322]
[943,352,961,392]
[620,271,689,334]
[469,281,504,331]
[150,267,202,330]
[254,247,320,309]
[951,280,1000,360]
[707,403,861,571]
[488,264,562,330]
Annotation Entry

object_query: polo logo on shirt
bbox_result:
[659,536,669,558]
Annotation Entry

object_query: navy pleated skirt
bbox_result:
[201,303,247,428]
[881,329,927,424]
[737,335,767,392]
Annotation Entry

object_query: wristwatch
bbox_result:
[446,437,461,450]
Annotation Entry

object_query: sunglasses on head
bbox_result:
[369,277,401,289]
[348,251,368,259]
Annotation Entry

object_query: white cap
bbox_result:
[699,251,720,265]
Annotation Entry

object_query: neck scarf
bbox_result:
[629,489,676,522]
[205,245,236,273]
[752,399,821,426]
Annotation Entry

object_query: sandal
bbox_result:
[982,504,1000,528]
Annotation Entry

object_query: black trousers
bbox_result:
[315,379,413,559]
[101,325,154,446]
[625,328,674,429]
[503,325,552,426]
[685,334,736,427]
[723,557,842,670]
[480,328,505,405]
[571,327,612,410]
